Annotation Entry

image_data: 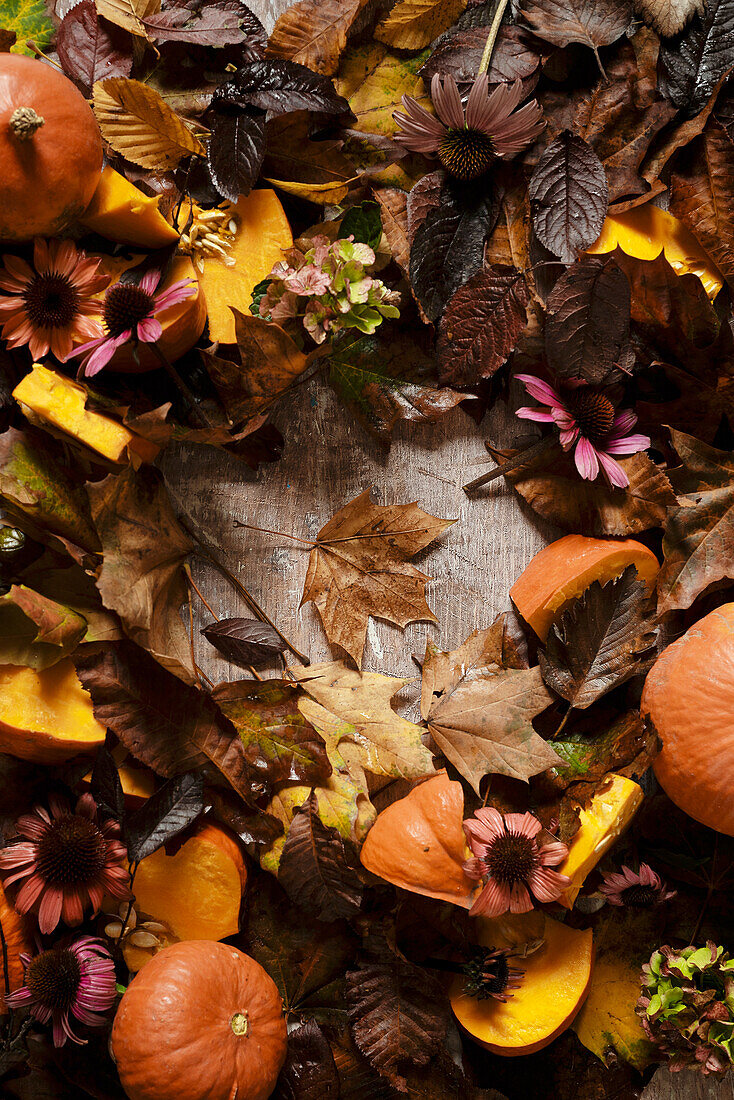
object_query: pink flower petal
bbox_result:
[574,436,600,481]
[469,877,512,918]
[515,373,561,407]
[538,840,569,866]
[508,880,533,913]
[503,811,542,839]
[431,73,464,130]
[597,449,629,488]
[603,433,650,455]
[526,865,569,903]
[37,887,64,934]
[516,407,556,422]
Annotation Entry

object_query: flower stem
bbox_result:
[0,916,9,1000]
[477,0,512,76]
[463,436,555,494]
[149,342,213,430]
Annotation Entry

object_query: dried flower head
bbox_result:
[394,74,545,180]
[638,944,734,1074]
[0,792,131,934]
[461,945,524,1001]
[515,374,651,488]
[257,235,400,344]
[463,808,569,918]
[600,863,676,907]
[7,935,117,1047]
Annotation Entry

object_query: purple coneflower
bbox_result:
[7,936,117,1046]
[394,74,545,180]
[73,267,197,377]
[0,238,109,361]
[461,946,524,1001]
[463,808,569,918]
[0,793,131,935]
[600,863,677,908]
[515,374,651,489]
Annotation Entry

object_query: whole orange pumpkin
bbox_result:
[0,56,102,240]
[111,940,287,1100]
[641,603,734,835]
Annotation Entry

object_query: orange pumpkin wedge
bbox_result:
[451,913,593,1056]
[359,771,478,908]
[79,165,180,249]
[122,821,247,972]
[0,658,106,763]
[511,535,659,641]
[642,603,734,836]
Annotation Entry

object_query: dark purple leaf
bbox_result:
[143,0,266,47]
[123,771,204,862]
[208,786,283,848]
[212,58,352,120]
[406,170,444,244]
[202,616,287,668]
[544,254,632,384]
[409,183,500,322]
[278,792,364,921]
[659,0,734,116]
[207,109,266,201]
[528,129,609,264]
[437,265,529,386]
[274,1020,339,1100]
[90,742,125,823]
[420,23,541,85]
[56,0,133,97]
[520,0,633,73]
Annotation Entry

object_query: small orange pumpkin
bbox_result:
[642,603,734,835]
[360,771,478,907]
[111,940,287,1100]
[0,55,102,240]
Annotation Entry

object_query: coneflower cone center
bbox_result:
[23,273,80,329]
[567,390,615,445]
[486,832,536,885]
[463,949,510,999]
[36,815,107,885]
[26,948,81,1010]
[437,128,495,180]
[103,284,154,337]
[621,884,658,907]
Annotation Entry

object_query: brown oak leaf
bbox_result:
[300,490,453,665]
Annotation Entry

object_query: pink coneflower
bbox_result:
[0,793,131,934]
[461,946,524,1001]
[0,238,109,361]
[7,936,117,1046]
[73,268,197,377]
[600,864,677,908]
[394,74,545,180]
[515,374,651,489]
[463,808,569,918]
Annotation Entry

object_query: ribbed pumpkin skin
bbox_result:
[0,56,102,240]
[111,941,287,1100]
[360,771,476,907]
[642,603,734,835]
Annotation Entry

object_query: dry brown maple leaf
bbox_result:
[421,619,560,794]
[300,490,454,665]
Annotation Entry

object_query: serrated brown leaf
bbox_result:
[87,466,195,682]
[539,566,658,709]
[267,0,368,75]
[375,0,468,50]
[658,0,734,115]
[374,187,410,276]
[635,0,702,35]
[487,444,676,536]
[278,791,364,921]
[300,490,453,666]
[657,429,734,614]
[74,641,260,803]
[670,126,734,291]
[211,679,331,786]
[57,0,133,97]
[437,266,529,387]
[545,254,632,384]
[521,0,633,74]
[420,23,541,86]
[93,76,205,170]
[528,130,609,264]
[274,1020,339,1100]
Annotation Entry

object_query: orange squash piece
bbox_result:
[82,748,156,809]
[451,914,594,1056]
[122,821,247,972]
[195,189,293,344]
[0,880,33,1013]
[359,771,478,908]
[79,165,180,249]
[0,658,106,763]
[511,535,659,641]
[642,603,734,836]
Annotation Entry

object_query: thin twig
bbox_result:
[551,706,573,740]
[463,437,554,494]
[118,867,138,943]
[187,563,266,680]
[195,662,214,688]
[477,0,512,75]
[0,916,9,1000]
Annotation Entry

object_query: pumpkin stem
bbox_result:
[230,1011,248,1037]
[9,107,45,140]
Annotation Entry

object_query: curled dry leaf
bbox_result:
[266,0,368,76]
[94,0,150,37]
[93,77,205,170]
[670,127,734,292]
[373,188,410,276]
[0,584,87,669]
[300,489,453,666]
[528,130,609,264]
[521,0,633,75]
[201,617,287,668]
[375,0,468,50]
[142,0,266,47]
[634,0,703,38]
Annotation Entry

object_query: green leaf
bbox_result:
[0,0,55,54]
[249,277,271,317]
[0,584,87,668]
[340,201,382,248]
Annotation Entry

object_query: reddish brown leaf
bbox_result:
[419,23,541,86]
[670,126,734,292]
[267,0,368,75]
[521,0,633,75]
[374,187,410,276]
[56,0,133,97]
[437,266,529,386]
[528,130,609,264]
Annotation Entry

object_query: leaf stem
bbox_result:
[477,0,512,76]
[551,705,573,740]
[185,564,264,680]
[463,436,555,493]
[0,915,9,1000]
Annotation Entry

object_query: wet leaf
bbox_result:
[0,584,87,669]
[142,0,266,46]
[437,265,529,386]
[212,57,352,119]
[273,1020,339,1100]
[670,126,734,291]
[521,0,633,74]
[528,130,609,264]
[123,771,204,861]
[0,0,54,54]
[201,617,287,668]
[90,742,125,823]
[267,0,368,76]
[300,489,453,665]
[375,0,468,50]
[207,110,266,201]
[211,678,331,786]
[539,566,658,709]
[658,0,734,115]
[56,0,133,96]
[93,77,205,170]
[279,791,364,921]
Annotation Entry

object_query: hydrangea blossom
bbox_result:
[258,235,400,344]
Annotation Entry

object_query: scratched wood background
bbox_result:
[162,1,732,1096]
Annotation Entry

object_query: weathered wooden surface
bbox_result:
[162,1,733,1097]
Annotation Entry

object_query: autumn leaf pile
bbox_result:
[2,0,734,1095]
